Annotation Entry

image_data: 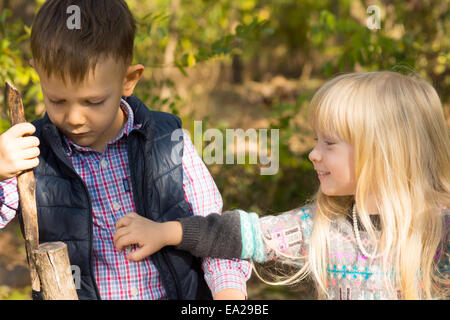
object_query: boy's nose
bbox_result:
[66,106,86,127]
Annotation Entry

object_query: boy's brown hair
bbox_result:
[31,0,136,83]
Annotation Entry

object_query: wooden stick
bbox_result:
[5,81,79,300]
[5,81,40,293]
[34,242,79,300]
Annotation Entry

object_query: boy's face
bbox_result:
[308,130,356,196]
[34,57,143,152]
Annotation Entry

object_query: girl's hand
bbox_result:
[113,212,183,261]
[0,123,40,181]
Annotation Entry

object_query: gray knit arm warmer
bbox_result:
[176,210,243,259]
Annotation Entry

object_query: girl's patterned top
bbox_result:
[240,206,449,300]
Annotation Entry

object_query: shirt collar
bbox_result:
[63,99,141,155]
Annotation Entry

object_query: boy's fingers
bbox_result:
[20,136,40,149]
[21,147,40,160]
[7,123,36,138]
[16,158,39,171]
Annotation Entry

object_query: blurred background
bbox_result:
[0,0,448,299]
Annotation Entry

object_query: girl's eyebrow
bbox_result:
[323,134,337,141]
[316,131,337,141]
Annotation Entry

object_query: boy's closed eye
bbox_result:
[84,100,105,106]
[48,98,105,106]
[48,99,66,105]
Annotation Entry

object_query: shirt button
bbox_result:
[113,202,121,211]
[131,287,138,298]
[100,159,108,168]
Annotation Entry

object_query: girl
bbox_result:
[114,71,450,300]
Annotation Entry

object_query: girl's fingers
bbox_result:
[116,215,132,229]
[115,233,136,252]
[125,212,139,218]
[113,226,130,244]
[126,246,150,262]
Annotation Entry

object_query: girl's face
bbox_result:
[308,131,356,196]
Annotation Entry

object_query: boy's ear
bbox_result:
[122,64,145,97]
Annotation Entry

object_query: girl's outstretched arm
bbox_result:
[176,211,244,260]
[113,211,240,261]
[114,207,314,264]
[177,207,314,263]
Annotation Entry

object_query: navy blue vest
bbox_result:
[20,95,211,300]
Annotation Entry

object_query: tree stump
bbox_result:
[34,242,78,300]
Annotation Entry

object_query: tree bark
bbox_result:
[160,0,181,100]
[5,81,78,300]
[5,81,40,293]
[34,242,78,300]
[232,54,243,84]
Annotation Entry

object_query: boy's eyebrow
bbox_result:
[46,94,108,101]
[81,95,108,101]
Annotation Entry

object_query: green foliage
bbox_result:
[174,18,270,76]
[0,285,31,300]
[0,8,41,133]
[311,8,416,74]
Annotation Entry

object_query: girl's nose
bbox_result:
[308,146,321,163]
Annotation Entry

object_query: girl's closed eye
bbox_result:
[313,137,335,146]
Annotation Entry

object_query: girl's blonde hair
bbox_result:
[257,71,450,299]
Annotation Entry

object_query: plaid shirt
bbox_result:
[0,99,251,299]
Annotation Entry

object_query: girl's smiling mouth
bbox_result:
[316,170,331,178]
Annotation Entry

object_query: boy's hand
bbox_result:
[214,288,246,300]
[113,212,183,261]
[0,123,40,181]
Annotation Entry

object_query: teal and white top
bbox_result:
[177,207,450,300]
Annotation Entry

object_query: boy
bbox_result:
[0,0,250,300]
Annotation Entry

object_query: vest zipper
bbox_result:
[127,131,182,299]
[47,136,101,299]
[162,250,182,299]
[79,179,102,300]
